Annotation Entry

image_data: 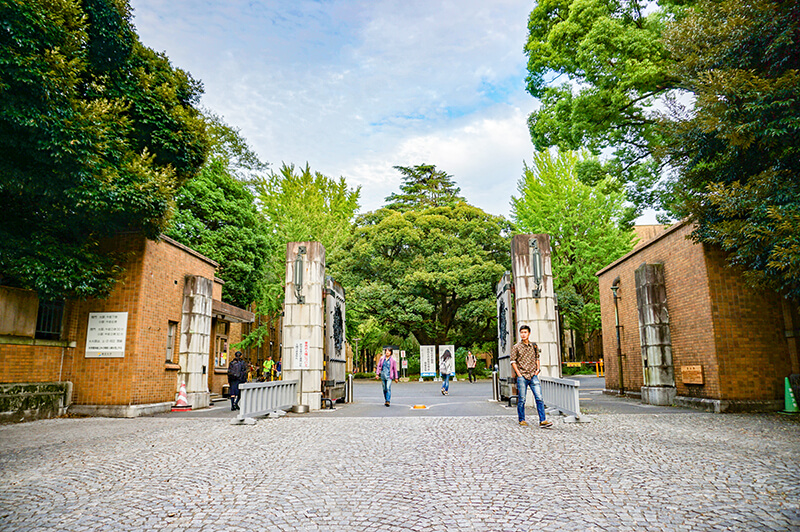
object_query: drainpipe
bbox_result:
[611,282,625,396]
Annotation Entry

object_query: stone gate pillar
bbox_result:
[635,263,676,405]
[511,234,561,378]
[282,242,325,410]
[178,275,212,409]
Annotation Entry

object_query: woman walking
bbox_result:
[376,348,399,406]
[440,349,454,395]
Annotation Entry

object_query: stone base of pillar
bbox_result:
[641,386,676,406]
[186,391,210,409]
[301,392,321,411]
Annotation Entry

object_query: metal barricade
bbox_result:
[238,380,298,420]
[540,376,584,420]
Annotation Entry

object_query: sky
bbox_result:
[128,0,540,218]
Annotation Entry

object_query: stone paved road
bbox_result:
[1,381,798,531]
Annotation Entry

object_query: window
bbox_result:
[166,321,178,362]
[35,300,64,340]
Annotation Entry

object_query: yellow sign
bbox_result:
[681,365,704,385]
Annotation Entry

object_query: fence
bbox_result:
[540,376,586,421]
[238,380,298,420]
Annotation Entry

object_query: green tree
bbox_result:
[330,203,512,347]
[165,158,274,308]
[661,0,800,300]
[524,0,685,212]
[511,149,634,352]
[384,164,466,212]
[0,0,208,300]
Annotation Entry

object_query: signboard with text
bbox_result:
[293,340,311,370]
[85,312,128,358]
[420,345,436,377]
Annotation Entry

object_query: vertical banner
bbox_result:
[293,340,311,369]
[419,345,436,377]
[438,345,455,377]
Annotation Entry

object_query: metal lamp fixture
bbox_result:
[530,238,543,298]
[294,246,306,304]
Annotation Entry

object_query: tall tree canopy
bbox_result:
[331,204,511,347]
[384,164,466,212]
[511,149,634,351]
[524,0,680,212]
[252,163,360,316]
[0,0,208,300]
[661,0,800,300]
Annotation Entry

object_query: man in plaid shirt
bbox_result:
[510,325,552,428]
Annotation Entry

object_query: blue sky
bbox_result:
[129,0,540,217]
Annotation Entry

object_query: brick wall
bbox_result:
[598,222,792,404]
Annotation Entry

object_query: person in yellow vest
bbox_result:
[263,356,275,381]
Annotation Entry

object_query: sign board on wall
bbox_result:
[420,345,436,377]
[293,340,311,370]
[85,312,128,358]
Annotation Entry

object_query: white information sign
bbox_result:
[293,340,311,369]
[85,312,128,358]
[420,345,436,377]
[439,345,455,376]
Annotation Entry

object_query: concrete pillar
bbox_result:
[178,275,212,409]
[635,263,676,405]
[282,242,325,410]
[511,234,561,378]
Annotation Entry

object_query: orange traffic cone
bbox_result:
[172,382,191,411]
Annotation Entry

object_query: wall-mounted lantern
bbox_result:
[294,246,306,304]
[529,238,543,298]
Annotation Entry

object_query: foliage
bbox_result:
[165,158,274,308]
[524,0,686,214]
[511,149,634,340]
[203,111,268,184]
[384,164,466,212]
[661,0,800,300]
[0,0,208,300]
[252,163,361,316]
[330,202,512,348]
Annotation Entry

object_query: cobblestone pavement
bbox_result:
[1,396,798,531]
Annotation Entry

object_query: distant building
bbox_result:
[597,221,799,412]
[0,233,254,420]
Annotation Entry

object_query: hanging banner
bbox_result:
[85,312,128,358]
[420,345,436,377]
[293,339,311,369]
[438,345,455,377]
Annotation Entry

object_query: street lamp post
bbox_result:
[611,283,625,395]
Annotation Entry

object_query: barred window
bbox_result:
[36,300,64,340]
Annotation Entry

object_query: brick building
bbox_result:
[0,233,255,419]
[597,221,799,412]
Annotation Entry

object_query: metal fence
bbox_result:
[238,380,298,420]
[540,376,584,420]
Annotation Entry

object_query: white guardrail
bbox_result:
[540,376,587,421]
[238,380,298,420]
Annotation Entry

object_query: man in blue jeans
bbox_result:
[510,325,552,428]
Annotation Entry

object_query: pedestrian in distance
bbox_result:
[510,325,552,428]
[440,348,454,395]
[262,355,275,382]
[466,350,477,383]
[227,351,248,411]
[375,348,399,406]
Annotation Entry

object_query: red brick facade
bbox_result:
[0,233,254,414]
[597,222,798,411]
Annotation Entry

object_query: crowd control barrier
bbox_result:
[540,376,588,421]
[238,380,298,420]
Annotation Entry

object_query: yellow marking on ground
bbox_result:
[412,405,427,409]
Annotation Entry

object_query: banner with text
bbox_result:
[420,345,436,377]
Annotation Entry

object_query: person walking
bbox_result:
[375,348,399,406]
[262,356,275,382]
[510,325,552,428]
[466,350,477,383]
[227,351,247,411]
[440,349,454,395]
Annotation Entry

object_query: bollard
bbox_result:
[492,371,499,401]
[345,373,354,403]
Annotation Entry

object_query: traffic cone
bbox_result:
[172,382,191,411]
[780,377,798,414]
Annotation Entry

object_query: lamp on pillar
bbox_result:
[610,281,625,395]
[294,246,306,304]
[529,238,543,298]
